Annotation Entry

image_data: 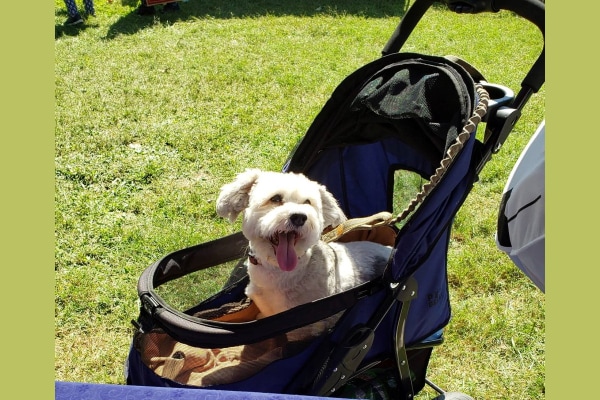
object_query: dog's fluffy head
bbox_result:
[216,169,347,271]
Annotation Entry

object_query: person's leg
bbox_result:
[63,0,79,16]
[63,0,83,25]
[83,0,96,16]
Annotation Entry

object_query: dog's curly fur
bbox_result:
[216,169,391,319]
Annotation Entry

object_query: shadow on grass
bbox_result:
[55,9,100,39]
[101,0,409,40]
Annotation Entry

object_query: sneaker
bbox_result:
[64,14,83,26]
[136,5,156,15]
[162,2,180,12]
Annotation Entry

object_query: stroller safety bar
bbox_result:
[136,233,387,348]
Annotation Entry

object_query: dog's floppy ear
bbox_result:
[216,169,262,222]
[319,185,347,229]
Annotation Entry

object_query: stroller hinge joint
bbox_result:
[394,276,419,302]
[478,106,522,173]
[141,294,160,314]
[134,303,159,334]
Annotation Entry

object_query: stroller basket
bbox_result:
[126,0,544,398]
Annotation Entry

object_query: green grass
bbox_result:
[55,1,545,398]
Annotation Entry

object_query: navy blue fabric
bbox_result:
[392,129,477,281]
[300,135,478,346]
[305,137,437,217]
[403,229,452,344]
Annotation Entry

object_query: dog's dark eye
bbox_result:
[270,195,283,204]
[304,199,311,205]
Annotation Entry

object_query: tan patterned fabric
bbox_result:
[137,331,287,386]
[135,300,316,386]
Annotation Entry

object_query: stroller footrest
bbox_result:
[407,330,445,351]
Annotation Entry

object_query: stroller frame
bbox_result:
[126,1,545,399]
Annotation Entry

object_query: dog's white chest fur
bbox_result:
[246,241,390,317]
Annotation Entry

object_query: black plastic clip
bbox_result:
[477,106,522,174]
[140,293,160,316]
[133,294,161,334]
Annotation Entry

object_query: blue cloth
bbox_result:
[55,381,339,400]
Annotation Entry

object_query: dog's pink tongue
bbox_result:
[276,232,297,271]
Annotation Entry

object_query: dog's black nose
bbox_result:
[290,213,307,227]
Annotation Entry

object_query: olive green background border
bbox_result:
[546,1,595,399]
[1,1,586,399]
[2,2,55,398]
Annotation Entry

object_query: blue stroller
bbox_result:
[125,0,545,399]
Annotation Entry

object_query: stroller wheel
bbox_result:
[432,392,475,400]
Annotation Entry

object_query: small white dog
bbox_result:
[216,169,391,319]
